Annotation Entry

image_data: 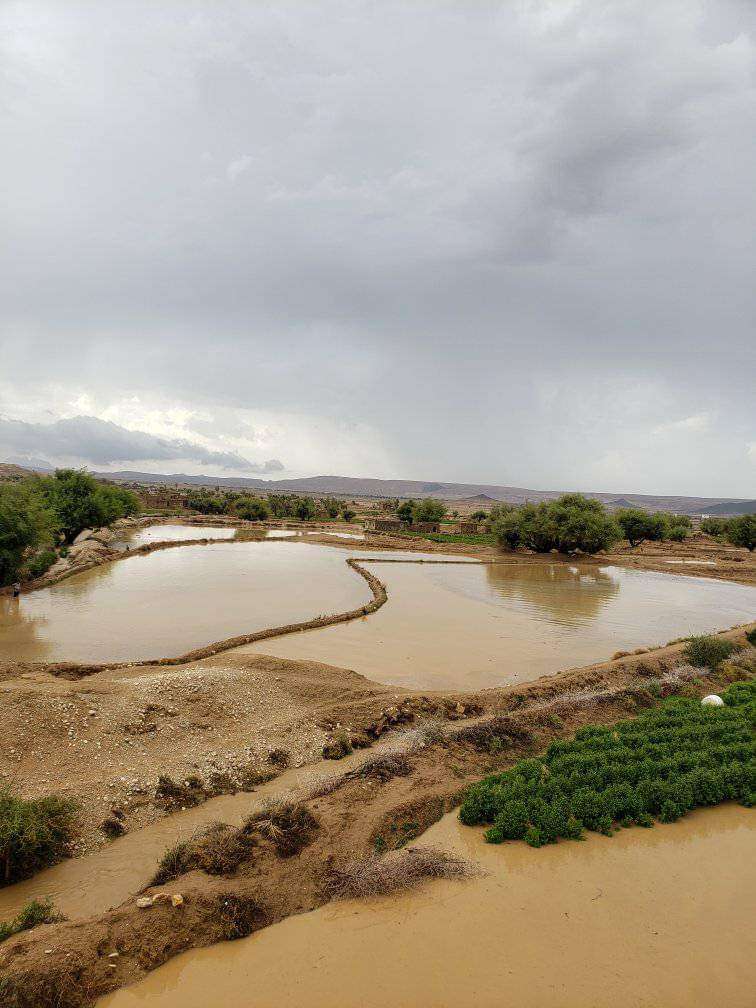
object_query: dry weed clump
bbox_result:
[243,801,319,857]
[214,894,268,941]
[330,847,478,900]
[151,823,257,885]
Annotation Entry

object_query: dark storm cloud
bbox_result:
[0,1,754,494]
[0,415,283,471]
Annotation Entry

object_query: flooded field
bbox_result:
[1,542,753,683]
[248,560,756,690]
[100,803,755,1008]
[123,523,237,545]
[0,541,373,663]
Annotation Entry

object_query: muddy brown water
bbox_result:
[247,559,756,690]
[99,804,755,1008]
[1,543,754,683]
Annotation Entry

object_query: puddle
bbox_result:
[100,803,755,1008]
[665,559,717,566]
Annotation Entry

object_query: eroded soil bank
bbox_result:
[99,802,755,1008]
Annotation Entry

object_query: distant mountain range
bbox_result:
[3,462,752,515]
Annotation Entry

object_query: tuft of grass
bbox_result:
[683,635,738,671]
[0,789,79,886]
[459,681,755,848]
[0,899,62,945]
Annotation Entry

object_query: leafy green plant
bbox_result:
[459,682,755,847]
[0,789,79,886]
[683,635,738,670]
[24,548,58,580]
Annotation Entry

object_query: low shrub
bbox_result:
[683,635,738,670]
[0,899,62,945]
[0,790,79,886]
[459,682,755,848]
[24,548,58,580]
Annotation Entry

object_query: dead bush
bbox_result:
[150,824,257,885]
[243,801,319,857]
[215,894,268,941]
[330,847,477,900]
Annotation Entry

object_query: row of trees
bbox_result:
[486,496,756,554]
[701,514,756,551]
[183,490,356,524]
[0,470,140,586]
[614,508,692,547]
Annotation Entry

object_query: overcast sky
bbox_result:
[1,1,754,496]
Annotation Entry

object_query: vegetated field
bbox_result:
[460,680,755,847]
[396,530,496,546]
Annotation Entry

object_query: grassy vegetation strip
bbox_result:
[0,900,61,944]
[460,680,755,847]
[0,791,79,887]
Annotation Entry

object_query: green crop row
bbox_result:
[459,680,755,848]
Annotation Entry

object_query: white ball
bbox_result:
[701,694,724,707]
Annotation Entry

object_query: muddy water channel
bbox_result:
[101,804,755,1008]
[1,542,754,680]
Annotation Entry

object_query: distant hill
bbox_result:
[0,462,37,482]
[697,500,756,516]
[64,468,749,515]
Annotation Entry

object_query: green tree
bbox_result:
[295,496,317,521]
[701,517,730,536]
[616,508,667,547]
[233,497,270,522]
[396,500,415,523]
[41,470,139,542]
[0,481,58,586]
[412,498,446,523]
[492,495,621,555]
[320,497,341,520]
[341,507,356,522]
[726,514,756,551]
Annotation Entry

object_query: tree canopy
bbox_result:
[726,514,756,551]
[492,494,621,554]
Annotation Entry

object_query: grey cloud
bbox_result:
[0,2,754,495]
[0,415,282,472]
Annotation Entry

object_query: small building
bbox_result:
[408,521,440,534]
[365,518,405,533]
[457,521,483,535]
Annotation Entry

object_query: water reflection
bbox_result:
[484,562,621,626]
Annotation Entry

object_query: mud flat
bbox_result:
[100,803,755,1008]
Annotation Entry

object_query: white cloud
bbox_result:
[227,155,254,181]
[654,413,712,435]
